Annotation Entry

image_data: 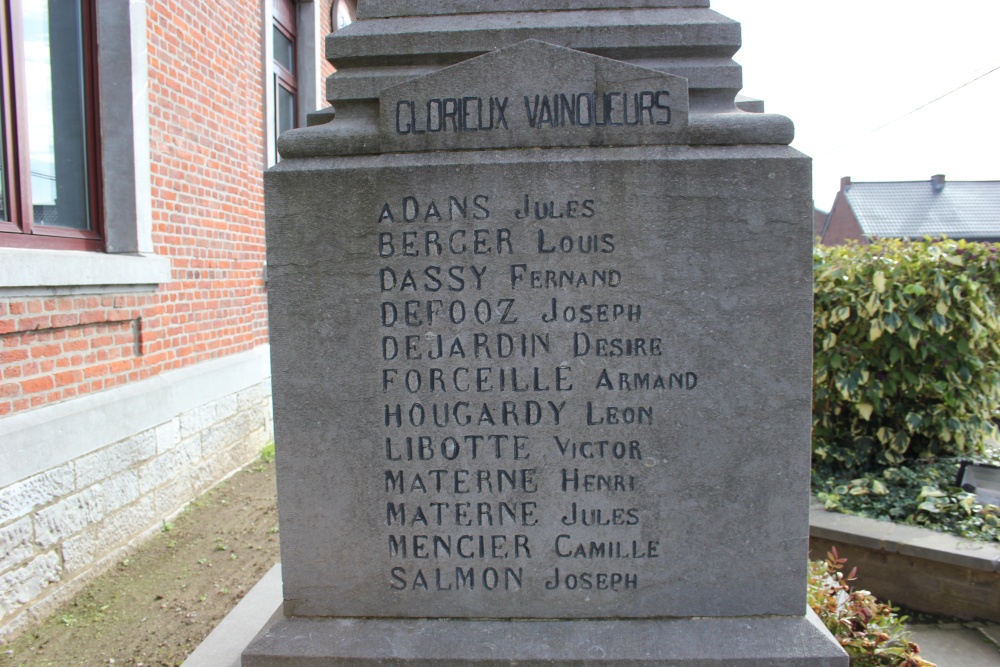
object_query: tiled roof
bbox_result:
[845,180,1000,241]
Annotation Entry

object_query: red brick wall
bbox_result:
[0,296,153,416]
[0,1,269,417]
[321,0,337,81]
[821,192,867,246]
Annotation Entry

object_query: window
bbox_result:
[332,0,357,31]
[0,0,170,294]
[0,0,102,250]
[272,0,297,164]
[265,0,324,169]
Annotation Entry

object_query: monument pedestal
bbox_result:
[245,616,846,666]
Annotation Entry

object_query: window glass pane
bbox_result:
[276,81,296,143]
[23,0,90,230]
[335,1,354,30]
[273,25,294,74]
[0,114,7,222]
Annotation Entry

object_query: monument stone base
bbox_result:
[243,615,847,666]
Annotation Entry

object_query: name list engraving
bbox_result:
[373,190,699,596]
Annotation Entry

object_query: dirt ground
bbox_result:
[0,456,279,667]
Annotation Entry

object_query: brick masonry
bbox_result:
[810,506,1000,622]
[0,379,272,639]
[321,0,337,80]
[0,0,269,418]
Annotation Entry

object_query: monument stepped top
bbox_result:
[359,0,711,19]
[281,1,795,158]
[328,3,741,111]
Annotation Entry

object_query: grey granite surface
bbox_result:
[251,1,846,664]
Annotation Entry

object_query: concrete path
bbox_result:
[181,564,282,667]
[182,563,1000,667]
[909,623,1000,667]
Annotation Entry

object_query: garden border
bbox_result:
[809,503,1000,622]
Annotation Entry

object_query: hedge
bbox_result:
[813,238,1000,472]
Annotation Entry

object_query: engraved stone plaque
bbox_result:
[379,41,689,152]
[268,145,814,621]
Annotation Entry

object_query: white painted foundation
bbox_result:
[0,346,273,640]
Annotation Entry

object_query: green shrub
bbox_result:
[809,548,936,666]
[813,459,1000,542]
[813,238,1000,472]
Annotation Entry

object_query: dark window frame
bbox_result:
[272,0,298,164]
[0,0,103,251]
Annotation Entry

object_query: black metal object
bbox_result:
[957,461,1000,507]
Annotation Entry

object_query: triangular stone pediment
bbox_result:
[379,40,689,151]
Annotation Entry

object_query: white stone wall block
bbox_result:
[189,461,215,495]
[243,406,266,437]
[154,417,181,454]
[192,452,235,494]
[179,401,218,439]
[214,392,239,421]
[103,470,141,513]
[248,403,269,431]
[235,426,269,462]
[96,495,155,549]
[228,412,260,445]
[137,447,185,496]
[75,452,110,490]
[0,518,34,574]
[244,425,270,456]
[75,430,156,488]
[122,430,157,466]
[236,382,267,410]
[216,441,258,482]
[179,433,203,465]
[221,443,248,474]
[0,465,75,526]
[61,530,98,574]
[200,414,251,457]
[34,487,105,549]
[0,552,61,617]
[153,473,194,516]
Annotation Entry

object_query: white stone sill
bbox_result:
[0,247,172,297]
[0,345,272,487]
[810,502,1000,573]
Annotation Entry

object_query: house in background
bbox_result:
[820,175,1000,246]
[813,208,829,240]
[0,0,348,640]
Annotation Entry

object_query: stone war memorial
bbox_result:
[246,1,848,665]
